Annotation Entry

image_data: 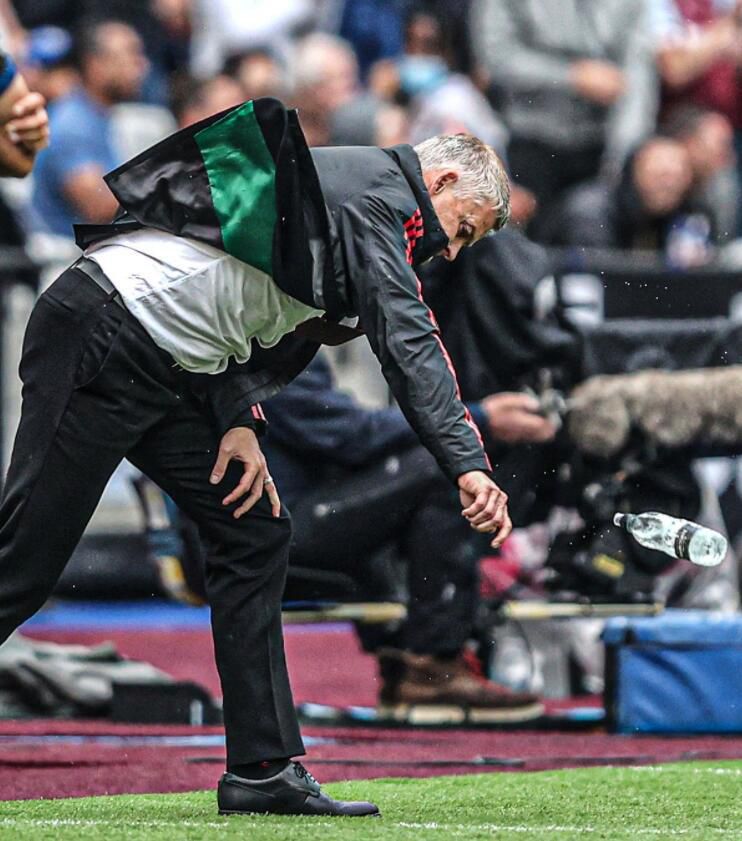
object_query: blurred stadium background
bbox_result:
[0,0,740,833]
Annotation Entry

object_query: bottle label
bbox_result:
[674,524,699,560]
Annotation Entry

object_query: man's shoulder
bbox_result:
[311,145,411,213]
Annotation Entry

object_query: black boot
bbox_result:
[217,761,380,817]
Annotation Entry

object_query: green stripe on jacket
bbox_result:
[195,99,276,274]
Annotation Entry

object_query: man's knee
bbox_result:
[210,510,293,571]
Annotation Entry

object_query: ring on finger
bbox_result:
[265,475,275,485]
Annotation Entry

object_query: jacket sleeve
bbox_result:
[263,357,419,466]
[338,192,491,484]
[184,363,266,437]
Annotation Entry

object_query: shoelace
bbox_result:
[293,762,318,786]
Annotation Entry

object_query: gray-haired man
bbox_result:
[0,98,512,816]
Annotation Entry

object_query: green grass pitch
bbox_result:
[0,761,740,840]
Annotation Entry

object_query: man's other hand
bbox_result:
[210,427,281,518]
[458,470,512,548]
[481,392,557,444]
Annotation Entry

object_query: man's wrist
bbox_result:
[219,412,263,438]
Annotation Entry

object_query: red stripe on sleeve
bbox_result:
[413,273,492,471]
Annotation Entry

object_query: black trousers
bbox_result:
[0,265,303,767]
[289,447,481,656]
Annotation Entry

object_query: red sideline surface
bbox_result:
[0,626,740,801]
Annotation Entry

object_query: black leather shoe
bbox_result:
[217,761,380,817]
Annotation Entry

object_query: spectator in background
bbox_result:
[408,0,476,75]
[140,352,549,720]
[649,1,742,231]
[367,10,542,223]
[223,47,289,102]
[190,0,313,78]
[470,0,657,238]
[290,32,359,146]
[370,10,507,154]
[261,354,548,720]
[20,26,77,105]
[541,136,710,264]
[31,20,148,237]
[661,103,738,237]
[329,92,409,148]
[650,0,742,120]
[330,0,406,79]
[12,1,191,105]
[170,73,243,128]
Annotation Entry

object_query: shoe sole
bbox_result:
[377,701,545,725]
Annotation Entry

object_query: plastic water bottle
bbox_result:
[613,511,727,567]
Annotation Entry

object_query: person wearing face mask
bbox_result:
[471,0,657,239]
[0,95,513,818]
[370,11,507,152]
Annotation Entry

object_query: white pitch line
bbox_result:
[397,822,740,836]
[628,766,742,776]
[0,818,229,829]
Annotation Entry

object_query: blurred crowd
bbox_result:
[0,1,740,708]
[0,0,741,266]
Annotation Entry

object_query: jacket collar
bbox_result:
[382,144,448,265]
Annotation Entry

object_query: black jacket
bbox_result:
[310,144,490,481]
[76,100,489,483]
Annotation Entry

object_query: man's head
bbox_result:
[75,20,148,105]
[415,134,510,260]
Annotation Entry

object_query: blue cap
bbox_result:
[25,26,73,69]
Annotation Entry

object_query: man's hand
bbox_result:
[570,59,625,106]
[209,427,281,518]
[481,392,557,444]
[5,90,49,153]
[458,470,512,549]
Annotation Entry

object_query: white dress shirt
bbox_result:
[87,228,323,374]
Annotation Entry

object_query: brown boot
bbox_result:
[376,648,544,724]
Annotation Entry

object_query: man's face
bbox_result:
[426,171,496,260]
